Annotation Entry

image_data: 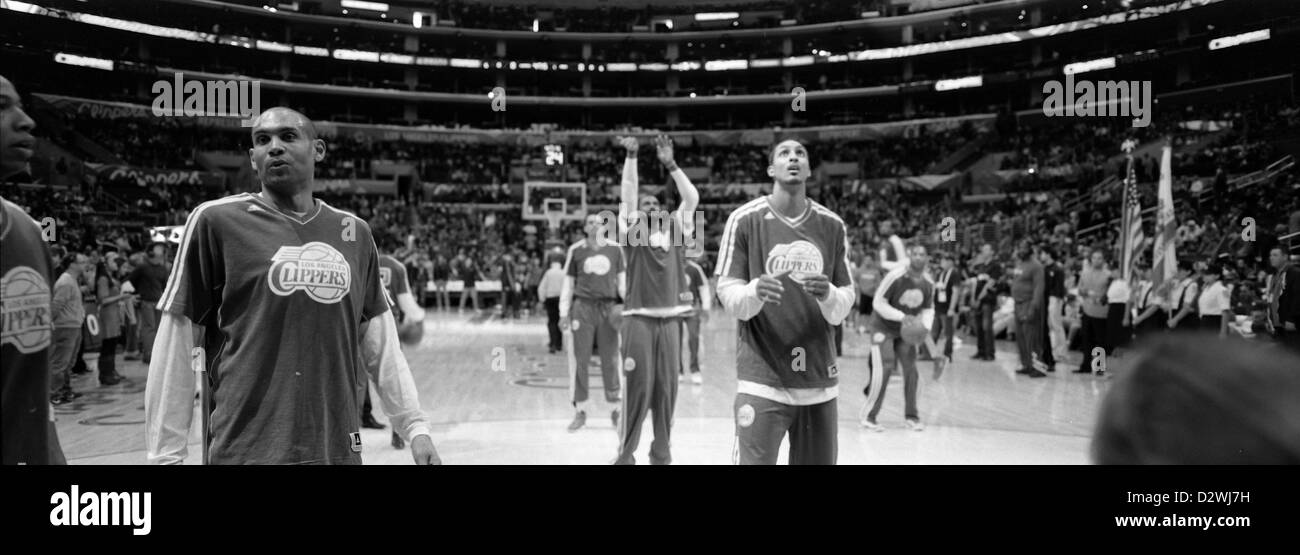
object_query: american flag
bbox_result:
[1119,139,1142,283]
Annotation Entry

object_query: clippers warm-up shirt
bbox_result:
[874,266,936,336]
[158,193,390,465]
[623,214,691,316]
[379,254,410,321]
[716,198,853,389]
[564,240,624,301]
[1,197,63,465]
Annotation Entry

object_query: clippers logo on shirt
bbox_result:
[765,240,823,284]
[899,289,924,309]
[582,255,612,276]
[267,242,352,304]
[1,266,52,354]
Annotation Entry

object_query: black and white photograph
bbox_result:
[2,0,1298,540]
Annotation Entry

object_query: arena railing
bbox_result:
[1072,155,1296,244]
[34,92,997,144]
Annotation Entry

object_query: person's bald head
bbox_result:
[1093,335,1300,464]
[250,107,318,142]
[248,107,325,196]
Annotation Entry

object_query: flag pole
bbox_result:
[1120,138,1137,283]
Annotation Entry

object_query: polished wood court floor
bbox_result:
[57,309,1112,464]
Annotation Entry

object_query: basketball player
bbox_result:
[716,139,855,465]
[145,108,438,464]
[862,243,935,432]
[878,223,907,272]
[680,253,711,385]
[613,134,698,465]
[855,254,882,334]
[560,213,625,432]
[1,74,66,464]
[378,241,427,449]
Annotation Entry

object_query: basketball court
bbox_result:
[56,309,1106,465]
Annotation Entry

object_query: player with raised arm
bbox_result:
[613,135,698,465]
[144,107,439,465]
[715,139,856,465]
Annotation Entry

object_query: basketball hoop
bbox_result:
[542,198,567,238]
[544,209,564,234]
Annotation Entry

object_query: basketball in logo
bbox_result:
[582,254,611,275]
[267,242,352,304]
[737,404,756,428]
[1,267,53,354]
[899,289,924,309]
[765,240,824,284]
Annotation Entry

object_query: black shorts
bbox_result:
[858,294,873,316]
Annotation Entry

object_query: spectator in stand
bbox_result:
[93,253,130,386]
[432,253,452,311]
[127,243,170,364]
[537,253,566,354]
[1197,263,1231,337]
[1076,251,1111,376]
[1106,264,1132,358]
[49,251,89,405]
[1040,246,1067,367]
[457,249,481,312]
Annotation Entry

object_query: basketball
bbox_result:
[900,315,929,346]
[397,320,425,346]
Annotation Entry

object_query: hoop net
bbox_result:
[542,198,566,236]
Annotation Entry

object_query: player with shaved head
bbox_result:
[145,107,440,464]
[715,139,856,465]
[1,74,67,464]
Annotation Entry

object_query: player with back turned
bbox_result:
[145,107,439,464]
[613,135,699,465]
[715,139,856,465]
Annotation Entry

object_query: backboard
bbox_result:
[522,181,586,222]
